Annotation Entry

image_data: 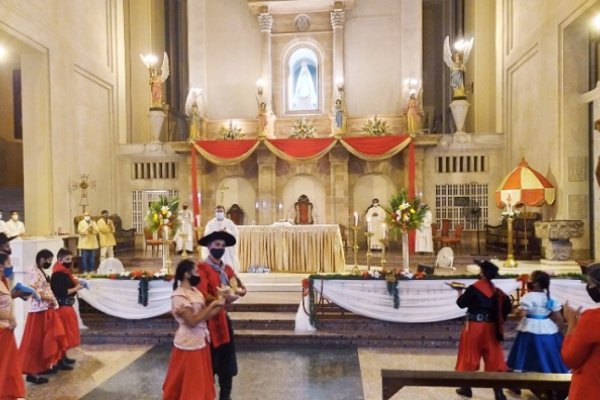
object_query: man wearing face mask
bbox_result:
[6,210,26,238]
[77,211,99,273]
[196,231,247,400]
[174,203,194,255]
[97,210,116,263]
[51,248,85,368]
[202,205,240,272]
[20,249,68,384]
[561,263,600,400]
[0,210,8,235]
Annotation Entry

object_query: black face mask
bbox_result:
[42,261,52,269]
[62,261,72,268]
[586,284,600,303]
[1,247,11,255]
[210,248,225,260]
[189,275,201,287]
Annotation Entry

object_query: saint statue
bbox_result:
[334,99,344,130]
[406,91,423,134]
[141,52,170,108]
[257,102,268,137]
[292,60,318,110]
[443,36,473,100]
[365,199,386,250]
[185,88,204,140]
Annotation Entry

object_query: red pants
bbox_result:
[0,328,26,399]
[163,346,215,400]
[455,321,507,372]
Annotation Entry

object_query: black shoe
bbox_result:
[58,362,74,371]
[62,356,76,364]
[26,375,49,384]
[493,388,507,400]
[40,365,59,375]
[456,387,473,398]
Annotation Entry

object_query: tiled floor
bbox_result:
[25,344,541,400]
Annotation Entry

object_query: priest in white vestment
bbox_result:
[365,199,386,250]
[415,209,433,253]
[6,211,26,237]
[201,205,241,272]
[173,203,194,253]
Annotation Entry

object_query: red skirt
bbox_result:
[0,328,26,399]
[455,321,507,372]
[163,346,215,400]
[56,306,80,349]
[20,309,68,374]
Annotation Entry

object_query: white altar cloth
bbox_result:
[78,279,172,319]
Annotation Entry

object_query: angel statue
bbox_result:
[443,36,473,100]
[185,88,204,140]
[140,52,170,108]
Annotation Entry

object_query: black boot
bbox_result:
[456,387,472,398]
[26,375,49,384]
[218,374,233,400]
[493,388,507,400]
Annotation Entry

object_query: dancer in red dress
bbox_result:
[19,249,68,384]
[163,259,225,400]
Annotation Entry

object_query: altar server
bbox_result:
[202,205,240,272]
[196,231,247,400]
[0,252,29,399]
[163,259,224,400]
[50,248,84,368]
[454,260,511,400]
[20,249,68,384]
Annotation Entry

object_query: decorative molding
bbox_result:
[330,10,345,29]
[294,14,311,32]
[257,13,273,33]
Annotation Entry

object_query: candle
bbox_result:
[278,202,283,211]
[353,212,358,227]
[195,214,200,226]
[367,217,372,233]
[381,223,387,240]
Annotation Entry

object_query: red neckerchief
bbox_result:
[473,278,494,298]
[53,262,78,286]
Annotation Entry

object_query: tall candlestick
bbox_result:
[381,223,387,240]
[353,212,358,227]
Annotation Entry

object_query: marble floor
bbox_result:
[25,344,540,400]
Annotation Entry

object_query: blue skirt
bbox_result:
[507,331,569,373]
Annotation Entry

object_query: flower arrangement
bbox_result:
[219,120,244,140]
[362,115,389,136]
[290,118,316,138]
[146,195,180,233]
[387,190,429,233]
[500,207,519,219]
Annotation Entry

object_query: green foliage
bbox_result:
[290,118,316,138]
[387,189,429,233]
[145,195,180,233]
[219,121,244,140]
[362,115,389,136]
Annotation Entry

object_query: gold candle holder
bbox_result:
[351,225,360,274]
[195,226,204,257]
[365,231,374,271]
[180,232,188,258]
[380,237,389,271]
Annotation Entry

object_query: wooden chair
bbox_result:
[227,204,245,225]
[432,219,451,251]
[143,228,162,257]
[294,194,314,225]
[441,224,464,254]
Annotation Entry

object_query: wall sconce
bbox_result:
[336,77,344,93]
[256,78,265,96]
[140,53,158,69]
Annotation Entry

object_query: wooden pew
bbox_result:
[382,370,571,400]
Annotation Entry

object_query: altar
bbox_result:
[237,224,346,273]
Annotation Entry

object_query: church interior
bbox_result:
[1,0,600,399]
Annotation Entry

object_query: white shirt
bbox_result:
[6,219,25,237]
[516,291,562,335]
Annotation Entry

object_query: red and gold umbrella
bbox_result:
[495,158,555,208]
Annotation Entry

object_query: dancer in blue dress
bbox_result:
[507,270,569,373]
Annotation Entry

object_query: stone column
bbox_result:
[257,7,273,111]
[330,4,345,100]
[329,146,349,225]
[413,146,426,196]
[257,147,277,224]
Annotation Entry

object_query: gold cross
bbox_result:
[218,183,230,204]
[71,173,96,213]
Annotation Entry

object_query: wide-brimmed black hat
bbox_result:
[0,233,16,246]
[474,259,499,280]
[198,231,236,247]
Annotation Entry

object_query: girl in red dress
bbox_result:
[163,259,225,400]
[0,252,27,400]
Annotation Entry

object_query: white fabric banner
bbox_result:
[78,279,172,320]
[550,279,600,311]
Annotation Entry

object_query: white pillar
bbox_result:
[330,5,345,102]
[257,7,273,111]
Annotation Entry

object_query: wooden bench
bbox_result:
[382,370,571,400]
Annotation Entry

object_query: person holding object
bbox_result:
[0,251,30,399]
[77,211,99,273]
[202,205,240,272]
[454,260,511,400]
[20,249,68,384]
[162,259,225,400]
[561,263,600,400]
[51,248,85,369]
[97,210,116,263]
[196,231,247,400]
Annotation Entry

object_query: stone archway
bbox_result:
[281,175,326,223]
[217,177,256,224]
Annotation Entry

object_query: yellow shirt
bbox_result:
[97,218,117,247]
[77,219,99,249]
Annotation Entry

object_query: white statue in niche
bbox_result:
[291,60,318,111]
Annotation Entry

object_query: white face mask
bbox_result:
[215,211,225,221]
[11,215,18,221]
[84,216,91,222]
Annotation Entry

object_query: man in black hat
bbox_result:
[454,260,512,400]
[0,232,16,255]
[196,230,246,400]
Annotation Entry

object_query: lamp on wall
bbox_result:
[336,77,344,93]
[256,78,265,96]
[406,78,420,96]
